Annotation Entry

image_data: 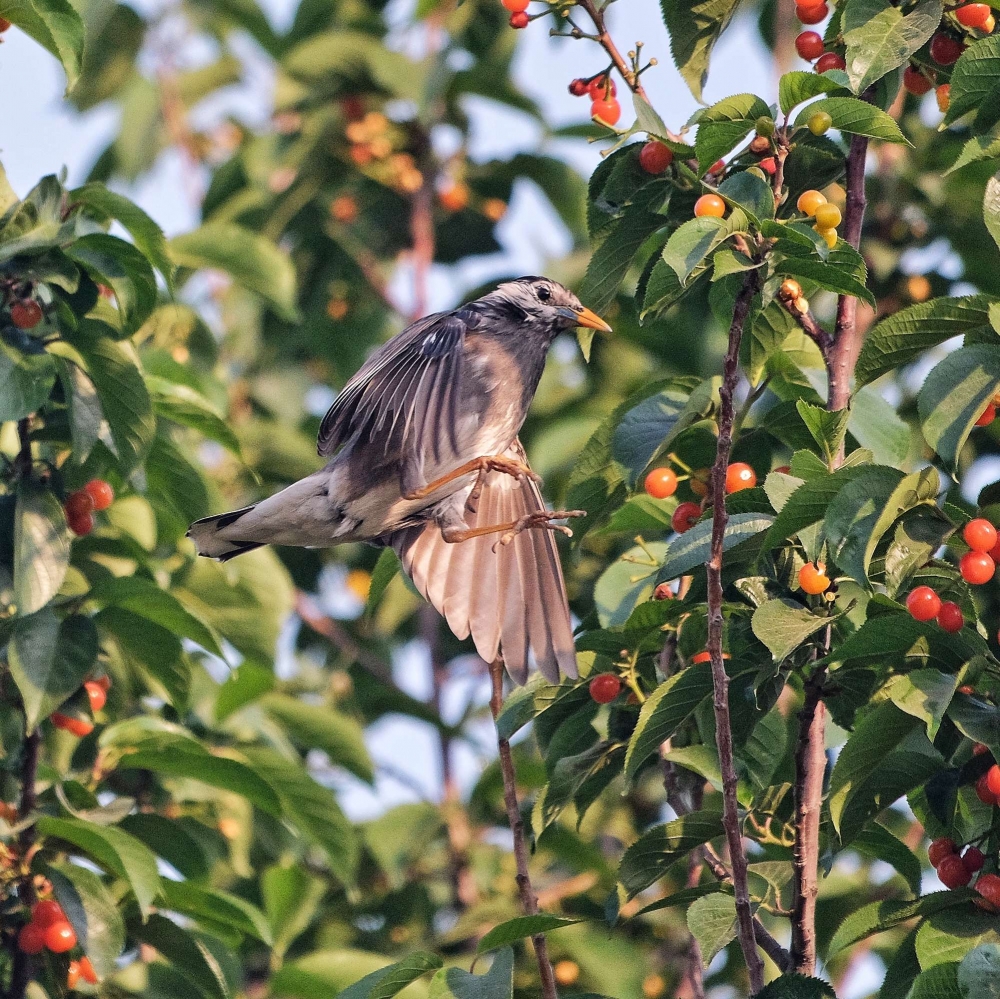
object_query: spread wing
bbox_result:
[389,440,577,684]
[317,307,480,462]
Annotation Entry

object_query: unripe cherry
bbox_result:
[799,562,831,594]
[725,462,756,493]
[956,3,992,28]
[644,467,678,498]
[808,111,833,135]
[591,97,621,125]
[797,189,827,216]
[936,84,951,112]
[694,194,726,218]
[814,202,842,229]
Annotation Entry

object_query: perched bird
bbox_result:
[188,276,611,682]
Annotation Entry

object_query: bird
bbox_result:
[187,276,611,683]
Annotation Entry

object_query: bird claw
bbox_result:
[466,456,543,513]
[492,509,586,551]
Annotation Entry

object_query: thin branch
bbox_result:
[706,269,766,994]
[488,658,558,999]
[782,299,833,362]
[410,181,435,322]
[14,417,32,478]
[8,729,41,999]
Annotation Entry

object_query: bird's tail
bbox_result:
[187,507,263,562]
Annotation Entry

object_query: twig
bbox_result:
[410,181,435,321]
[14,418,31,478]
[782,299,833,362]
[488,658,558,999]
[8,730,41,999]
[705,269,766,994]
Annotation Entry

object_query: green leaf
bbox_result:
[624,665,715,781]
[797,400,849,463]
[986,173,1000,254]
[0,0,85,91]
[366,547,400,615]
[916,908,1000,969]
[633,94,671,141]
[694,94,771,170]
[580,209,666,315]
[659,513,775,581]
[663,212,748,285]
[852,823,922,896]
[9,611,96,732]
[886,669,957,740]
[660,0,742,101]
[778,71,848,115]
[366,954,445,999]
[776,239,875,305]
[594,542,667,628]
[634,883,733,917]
[13,483,69,616]
[918,344,1000,470]
[619,807,724,897]
[132,913,230,999]
[907,964,962,999]
[842,0,942,95]
[477,916,580,954]
[686,893,738,965]
[793,96,908,142]
[0,335,55,422]
[958,945,1000,999]
[751,598,831,661]
[719,170,775,222]
[848,386,911,466]
[57,359,102,463]
[943,36,1000,130]
[37,816,162,918]
[46,860,125,977]
[170,223,299,320]
[946,133,1000,175]
[262,693,374,784]
[428,948,513,999]
[160,881,273,944]
[262,862,326,960]
[147,376,242,454]
[754,976,838,998]
[855,294,996,386]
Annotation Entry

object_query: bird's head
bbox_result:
[485,276,612,337]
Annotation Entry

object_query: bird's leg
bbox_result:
[403,455,541,503]
[440,510,585,548]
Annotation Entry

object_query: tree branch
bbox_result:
[488,658,558,999]
[706,269,766,994]
[8,730,41,999]
[410,181,434,322]
[781,299,833,363]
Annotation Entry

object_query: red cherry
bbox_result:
[692,651,711,664]
[31,900,64,928]
[0,17,10,31]
[977,773,998,804]
[815,52,846,73]
[977,402,998,426]
[937,853,971,888]
[64,491,95,519]
[961,551,995,585]
[10,300,43,329]
[653,583,674,600]
[501,0,529,10]
[644,467,678,499]
[589,673,621,704]
[672,501,701,533]
[587,75,617,99]
[78,957,98,984]
[83,479,114,511]
[68,961,81,990]
[639,141,673,174]
[964,847,986,873]
[958,685,975,695]
[978,873,1000,908]
[903,65,934,95]
[988,764,1000,796]
[928,837,957,867]
[929,32,963,65]
[938,602,964,633]
[965,518,998,553]
[906,585,941,621]
[795,30,825,60]
[43,920,77,953]
[67,511,94,537]
[591,97,621,126]
[759,156,777,175]
[569,78,588,97]
[51,713,94,737]
[18,923,45,954]
[725,462,756,493]
[707,159,725,175]
[509,10,528,27]
[84,681,106,712]
[956,3,993,29]
[796,1,829,23]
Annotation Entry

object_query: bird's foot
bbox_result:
[466,455,542,512]
[492,509,585,551]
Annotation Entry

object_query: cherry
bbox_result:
[815,52,846,73]
[961,550,995,585]
[591,97,621,125]
[672,501,701,533]
[587,75,616,99]
[94,674,112,692]
[958,685,975,695]
[690,471,710,497]
[694,194,726,218]
[906,585,941,621]
[44,920,77,953]
[755,116,775,138]
[569,78,588,96]
[32,900,64,928]
[938,602,964,633]
[799,562,831,595]
[813,202,842,229]
[725,462,756,493]
[639,141,673,174]
[988,764,1000,796]
[780,279,804,300]
[644,467,678,498]
[64,491,95,520]
[18,923,45,955]
[84,479,114,511]
[974,742,990,755]
[707,159,726,175]
[502,0,529,9]
[815,225,838,248]
[929,32,963,65]
[903,65,934,95]
[759,156,777,175]
[483,198,506,222]
[509,10,528,27]
[965,518,998,552]
[67,511,95,537]
[928,837,957,866]
[937,853,971,888]
[79,957,98,984]
[749,135,771,156]
[11,300,43,329]
[51,713,94,737]
[796,1,829,23]
[964,847,986,873]
[797,189,827,216]
[978,873,1000,907]
[653,583,674,601]
[84,680,106,712]
[795,30,825,60]
[808,111,833,135]
[68,962,81,990]
[956,3,992,29]
[692,651,711,664]
[936,84,951,112]
[438,184,470,212]
[589,673,621,704]
[976,402,997,426]
[977,773,997,804]
[774,465,791,474]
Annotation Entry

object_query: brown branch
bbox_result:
[781,299,833,362]
[410,182,435,321]
[488,658,558,999]
[706,270,766,994]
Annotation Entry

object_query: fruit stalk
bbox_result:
[488,658,559,999]
[705,268,766,994]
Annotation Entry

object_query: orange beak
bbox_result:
[573,306,613,333]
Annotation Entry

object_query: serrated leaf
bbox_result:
[886,669,956,740]
[46,861,125,976]
[0,0,85,91]
[477,916,580,954]
[160,881,273,944]
[848,386,911,466]
[986,173,1000,253]
[580,208,666,315]
[662,213,742,285]
[778,71,849,115]
[686,893,738,965]
[719,170,774,221]
[946,132,1000,175]
[754,975,838,998]
[659,513,775,581]
[147,376,241,454]
[594,542,667,628]
[132,913,230,999]
[428,947,512,999]
[853,823,922,896]
[751,598,832,661]
[797,399,849,463]
[776,239,875,305]
[660,0,742,101]
[0,334,55,422]
[943,36,1000,131]
[13,483,69,616]
[793,96,908,142]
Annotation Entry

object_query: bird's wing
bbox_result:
[389,440,577,684]
[317,307,479,461]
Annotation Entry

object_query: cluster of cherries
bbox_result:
[644,461,757,534]
[568,73,622,127]
[17,899,100,988]
[928,836,991,893]
[500,0,531,29]
[797,188,841,248]
[63,479,114,537]
[51,675,110,738]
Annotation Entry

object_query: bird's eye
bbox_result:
[537,286,551,301]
